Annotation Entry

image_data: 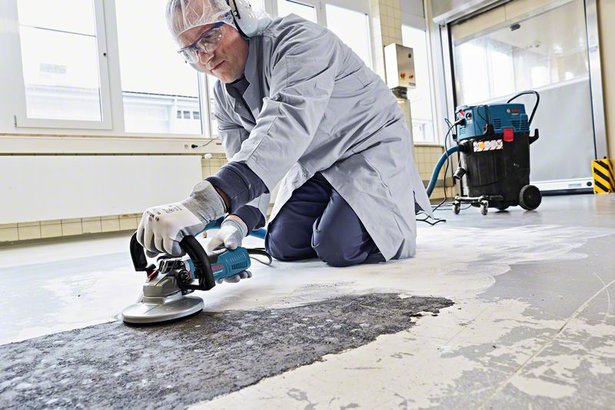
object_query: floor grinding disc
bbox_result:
[121,295,204,324]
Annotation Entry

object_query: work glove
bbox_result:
[137,180,226,256]
[206,215,253,284]
[206,215,248,252]
[216,270,253,284]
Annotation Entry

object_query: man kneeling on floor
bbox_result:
[137,0,430,276]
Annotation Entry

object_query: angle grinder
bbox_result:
[121,219,269,325]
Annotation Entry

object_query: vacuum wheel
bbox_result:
[480,200,488,215]
[519,185,542,210]
[453,201,461,214]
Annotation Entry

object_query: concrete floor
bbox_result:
[0,194,614,409]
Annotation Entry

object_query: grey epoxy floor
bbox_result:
[0,193,614,409]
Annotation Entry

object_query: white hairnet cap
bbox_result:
[166,0,236,41]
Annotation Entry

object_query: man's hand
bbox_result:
[137,180,226,256]
[207,215,253,284]
[217,270,252,284]
[205,215,248,252]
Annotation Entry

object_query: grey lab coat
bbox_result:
[213,15,431,261]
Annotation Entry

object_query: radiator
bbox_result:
[1,155,203,224]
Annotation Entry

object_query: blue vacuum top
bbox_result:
[455,103,529,140]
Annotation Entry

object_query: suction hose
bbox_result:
[426,146,460,198]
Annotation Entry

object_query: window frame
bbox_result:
[272,0,372,37]
[273,0,324,24]
[2,0,373,142]
[13,0,114,130]
[324,1,373,69]
[272,0,373,68]
[106,0,207,138]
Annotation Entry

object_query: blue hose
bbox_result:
[426,146,460,198]
[248,227,267,239]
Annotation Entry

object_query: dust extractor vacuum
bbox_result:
[427,90,542,215]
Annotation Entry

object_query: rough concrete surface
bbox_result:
[0,293,453,409]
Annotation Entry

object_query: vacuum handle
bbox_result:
[507,90,540,127]
[529,128,540,145]
[129,232,215,290]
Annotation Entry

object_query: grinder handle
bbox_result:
[129,232,216,291]
[129,233,149,272]
[179,236,215,291]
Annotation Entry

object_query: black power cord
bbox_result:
[190,139,215,149]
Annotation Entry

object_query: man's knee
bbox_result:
[265,223,316,262]
[312,227,368,267]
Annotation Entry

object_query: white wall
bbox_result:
[598,0,615,160]
[401,0,426,28]
[0,156,202,224]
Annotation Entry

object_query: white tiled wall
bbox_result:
[415,144,457,201]
[370,0,403,79]
[0,215,141,243]
[0,155,225,244]
[0,151,450,246]
[201,153,228,178]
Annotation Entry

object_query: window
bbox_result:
[16,0,108,125]
[277,0,317,23]
[115,0,202,135]
[4,0,373,140]
[325,4,371,67]
[451,0,589,105]
[402,25,436,143]
[250,0,265,10]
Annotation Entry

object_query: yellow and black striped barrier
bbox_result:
[592,159,615,194]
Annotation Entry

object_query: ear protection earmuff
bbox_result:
[227,0,261,37]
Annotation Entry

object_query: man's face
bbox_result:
[178,23,249,83]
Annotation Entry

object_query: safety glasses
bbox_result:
[178,22,225,63]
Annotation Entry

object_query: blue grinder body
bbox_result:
[183,247,250,283]
[208,247,251,282]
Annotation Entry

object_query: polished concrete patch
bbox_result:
[0,293,452,409]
